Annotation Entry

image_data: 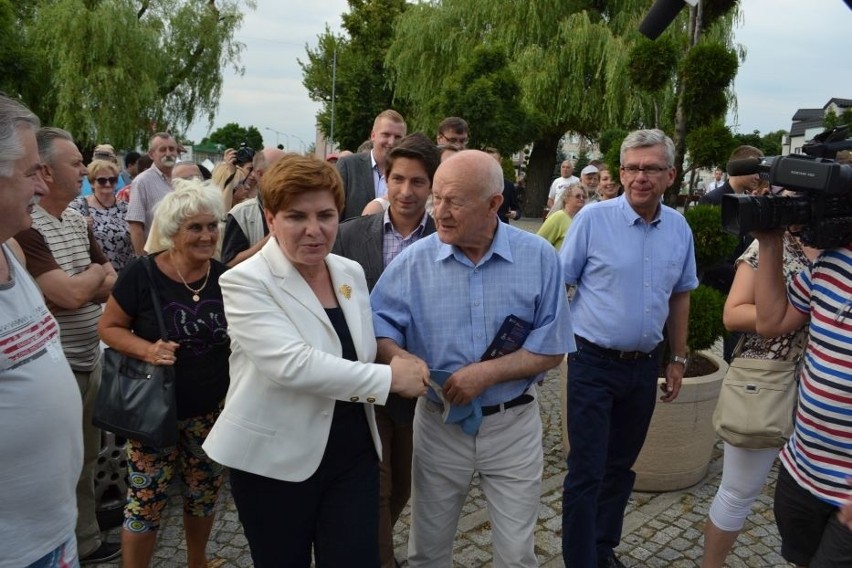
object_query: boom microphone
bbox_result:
[639,0,686,40]
[638,0,699,40]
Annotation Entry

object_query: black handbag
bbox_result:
[93,256,178,448]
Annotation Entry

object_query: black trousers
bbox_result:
[229,403,380,568]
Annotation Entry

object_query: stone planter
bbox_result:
[632,350,727,492]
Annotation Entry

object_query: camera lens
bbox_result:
[722,194,811,236]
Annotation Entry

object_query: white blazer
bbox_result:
[202,238,391,482]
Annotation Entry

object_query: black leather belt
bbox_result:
[575,335,656,361]
[481,393,534,416]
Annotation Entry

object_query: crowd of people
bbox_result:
[1,94,850,568]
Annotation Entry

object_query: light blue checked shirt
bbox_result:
[371,221,573,407]
[560,195,698,353]
[382,210,428,269]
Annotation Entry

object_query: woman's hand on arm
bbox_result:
[377,339,429,398]
[98,296,178,365]
[389,355,429,398]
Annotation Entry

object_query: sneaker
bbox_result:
[80,541,122,564]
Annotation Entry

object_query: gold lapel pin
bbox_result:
[339,284,352,300]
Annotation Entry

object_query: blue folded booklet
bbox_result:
[428,314,532,435]
[428,369,478,426]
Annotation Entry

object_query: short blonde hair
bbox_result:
[87,159,118,182]
[372,109,406,132]
[150,180,224,250]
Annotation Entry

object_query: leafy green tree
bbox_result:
[732,130,762,149]
[824,108,852,132]
[435,46,538,154]
[732,129,786,157]
[300,0,407,151]
[688,121,735,171]
[598,128,628,172]
[759,130,786,157]
[669,5,740,202]
[574,150,590,174]
[386,0,739,215]
[1,0,253,150]
[387,2,660,215]
[204,123,263,152]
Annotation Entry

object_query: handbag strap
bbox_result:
[782,327,809,363]
[141,255,170,341]
[730,333,748,359]
[730,327,809,362]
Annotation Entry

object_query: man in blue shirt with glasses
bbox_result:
[560,129,698,568]
[372,149,572,567]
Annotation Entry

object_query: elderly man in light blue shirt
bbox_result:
[559,129,698,568]
[372,150,573,567]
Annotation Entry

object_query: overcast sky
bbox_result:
[185,0,852,151]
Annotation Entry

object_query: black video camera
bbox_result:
[235,142,255,166]
[721,127,852,249]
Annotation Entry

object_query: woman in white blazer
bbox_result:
[202,154,428,567]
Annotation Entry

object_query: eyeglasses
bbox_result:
[94,176,118,186]
[620,165,670,176]
[439,134,468,145]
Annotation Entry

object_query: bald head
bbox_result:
[171,161,202,182]
[432,150,504,262]
[437,150,504,199]
[255,148,288,178]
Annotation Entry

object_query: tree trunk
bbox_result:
[523,132,562,218]
[670,4,702,206]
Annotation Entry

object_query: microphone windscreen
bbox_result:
[726,157,762,176]
[639,0,686,40]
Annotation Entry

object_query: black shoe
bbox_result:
[598,554,627,568]
[80,541,122,565]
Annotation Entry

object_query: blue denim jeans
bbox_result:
[562,345,659,567]
[25,532,78,568]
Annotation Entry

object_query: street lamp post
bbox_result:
[290,134,307,154]
[264,127,288,151]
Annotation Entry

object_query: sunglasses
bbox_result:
[94,176,118,186]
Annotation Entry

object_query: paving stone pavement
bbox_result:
[89,365,790,567]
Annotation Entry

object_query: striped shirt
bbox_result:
[781,245,852,506]
[15,206,106,372]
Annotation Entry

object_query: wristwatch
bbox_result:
[670,354,688,366]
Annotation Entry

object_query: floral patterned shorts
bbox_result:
[123,408,224,533]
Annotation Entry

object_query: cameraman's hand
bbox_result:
[749,228,784,244]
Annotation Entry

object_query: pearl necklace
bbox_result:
[174,259,211,302]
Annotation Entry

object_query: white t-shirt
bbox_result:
[548,175,580,201]
[0,244,83,568]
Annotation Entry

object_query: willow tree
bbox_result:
[2,0,253,149]
[387,0,742,213]
[435,45,539,154]
[387,0,672,214]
